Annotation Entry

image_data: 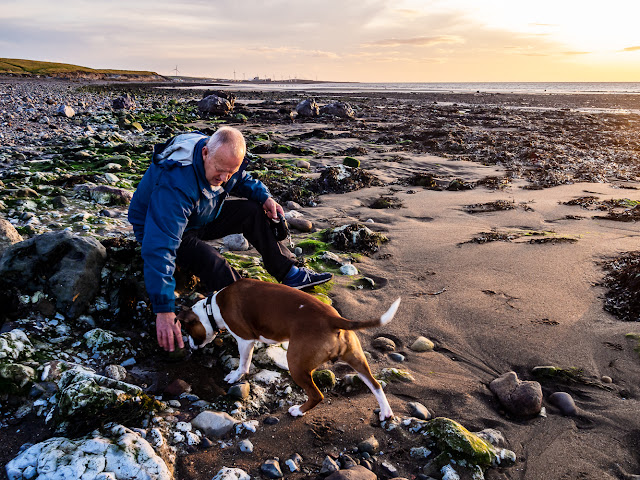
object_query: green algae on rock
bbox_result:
[312,369,337,390]
[422,417,516,469]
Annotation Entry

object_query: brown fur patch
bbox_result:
[177,310,207,346]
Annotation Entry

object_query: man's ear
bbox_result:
[202,145,208,158]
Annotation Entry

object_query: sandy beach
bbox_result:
[1,79,640,480]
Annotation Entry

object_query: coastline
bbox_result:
[1,78,639,480]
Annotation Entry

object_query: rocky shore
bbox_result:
[1,78,640,480]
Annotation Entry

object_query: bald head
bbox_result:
[202,127,246,186]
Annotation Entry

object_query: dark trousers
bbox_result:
[176,199,295,293]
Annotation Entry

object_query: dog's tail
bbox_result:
[331,298,401,331]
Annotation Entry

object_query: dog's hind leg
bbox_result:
[287,363,324,417]
[225,336,255,383]
[341,335,393,421]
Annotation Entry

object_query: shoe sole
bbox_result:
[289,276,333,290]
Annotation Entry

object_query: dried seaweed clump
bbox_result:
[310,165,382,195]
[601,252,640,321]
[325,224,388,253]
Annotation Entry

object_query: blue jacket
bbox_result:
[128,133,270,313]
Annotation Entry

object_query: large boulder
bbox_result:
[296,98,319,117]
[489,371,543,416]
[320,102,355,118]
[0,231,107,318]
[0,218,23,254]
[198,94,233,116]
[112,94,136,110]
[5,424,172,480]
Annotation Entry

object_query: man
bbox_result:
[128,127,332,352]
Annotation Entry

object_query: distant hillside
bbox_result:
[0,58,167,81]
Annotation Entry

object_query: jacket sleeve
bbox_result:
[232,170,271,204]
[140,179,194,313]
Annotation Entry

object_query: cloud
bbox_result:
[622,46,640,52]
[365,35,464,47]
[562,51,591,55]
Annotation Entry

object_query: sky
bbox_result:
[1,0,639,82]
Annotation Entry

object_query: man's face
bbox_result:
[202,144,243,187]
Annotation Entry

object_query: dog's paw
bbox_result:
[379,408,394,422]
[224,371,244,383]
[288,405,305,417]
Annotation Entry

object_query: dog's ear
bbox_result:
[176,309,197,325]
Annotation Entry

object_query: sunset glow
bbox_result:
[1,0,638,82]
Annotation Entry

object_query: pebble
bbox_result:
[227,381,250,399]
[339,264,358,276]
[264,416,280,425]
[238,439,254,453]
[489,371,543,417]
[410,336,434,352]
[388,352,405,362]
[261,459,284,479]
[357,435,379,454]
[372,336,396,352]
[549,391,578,416]
[320,456,340,475]
[601,376,613,384]
[407,401,431,420]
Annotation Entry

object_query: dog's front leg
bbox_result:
[225,337,255,383]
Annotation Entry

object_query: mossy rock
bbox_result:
[423,417,516,469]
[296,238,331,255]
[378,368,415,383]
[222,252,276,283]
[0,363,36,393]
[343,156,360,168]
[312,369,336,390]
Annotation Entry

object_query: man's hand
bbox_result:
[156,312,184,352]
[263,197,284,220]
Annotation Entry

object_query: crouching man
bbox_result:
[128,127,332,351]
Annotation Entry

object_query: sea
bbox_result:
[183,82,640,95]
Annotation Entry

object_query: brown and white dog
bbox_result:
[177,278,401,420]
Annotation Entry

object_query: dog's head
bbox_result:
[176,298,218,350]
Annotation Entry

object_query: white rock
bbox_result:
[222,233,249,251]
[253,370,282,384]
[191,411,237,438]
[254,345,289,370]
[213,467,251,480]
[176,421,192,432]
[149,428,165,447]
[339,264,359,276]
[239,439,253,452]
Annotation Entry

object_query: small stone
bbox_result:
[388,352,405,362]
[339,454,358,469]
[320,456,340,475]
[372,336,396,352]
[228,381,250,399]
[601,376,613,384]
[380,461,398,477]
[238,439,254,452]
[285,453,303,472]
[200,437,214,448]
[261,459,284,479]
[264,416,280,425]
[340,264,358,276]
[343,157,360,168]
[294,247,303,256]
[223,233,250,251]
[191,411,237,437]
[104,364,126,381]
[357,435,379,454]
[410,336,434,352]
[295,160,310,170]
[312,369,336,390]
[212,467,250,480]
[56,105,76,117]
[287,217,313,232]
[549,391,578,416]
[407,401,431,420]
[165,379,192,396]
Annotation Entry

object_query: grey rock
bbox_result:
[294,160,310,170]
[112,94,136,110]
[407,401,431,420]
[56,105,75,118]
[261,459,284,479]
[191,411,237,438]
[380,461,398,477]
[227,381,250,400]
[357,435,379,455]
[285,200,303,210]
[388,352,405,362]
[51,195,68,208]
[320,456,340,475]
[475,428,506,447]
[103,364,127,382]
[264,416,279,425]
[285,453,303,472]
[549,391,578,416]
[320,102,355,119]
[489,371,543,416]
[296,98,319,117]
[325,465,377,480]
[213,467,250,480]
[222,233,249,251]
[287,217,313,232]
[74,184,133,206]
[372,336,396,352]
[0,231,107,319]
[339,454,358,469]
[200,437,214,448]
[410,336,434,352]
[238,439,253,453]
[199,95,232,115]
